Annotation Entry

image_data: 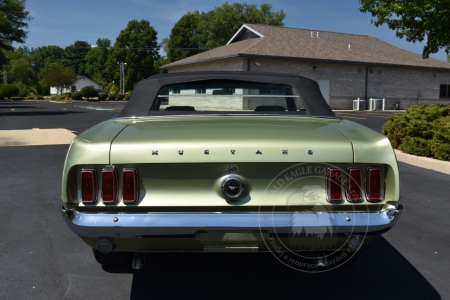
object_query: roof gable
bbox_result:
[227,24,264,45]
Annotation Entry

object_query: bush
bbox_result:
[0,84,20,98]
[71,92,83,100]
[107,92,116,101]
[116,93,125,100]
[17,82,31,98]
[98,92,108,101]
[125,93,131,100]
[383,104,450,160]
[81,86,98,99]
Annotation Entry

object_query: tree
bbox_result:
[28,45,65,76]
[0,0,31,64]
[200,3,285,48]
[108,19,159,90]
[8,57,34,84]
[85,38,111,84]
[63,40,91,74]
[167,12,202,62]
[359,0,450,58]
[42,67,77,95]
[167,3,285,62]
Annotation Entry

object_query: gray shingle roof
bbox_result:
[163,24,450,70]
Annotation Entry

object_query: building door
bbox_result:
[317,80,331,105]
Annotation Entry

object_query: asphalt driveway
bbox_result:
[0,100,447,299]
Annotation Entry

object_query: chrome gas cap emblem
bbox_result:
[221,177,244,200]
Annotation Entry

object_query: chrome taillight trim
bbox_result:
[81,169,98,204]
[365,167,383,202]
[122,168,139,204]
[346,167,363,202]
[102,168,118,204]
[326,168,343,203]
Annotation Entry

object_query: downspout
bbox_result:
[364,65,372,110]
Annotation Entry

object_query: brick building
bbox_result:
[162,24,450,110]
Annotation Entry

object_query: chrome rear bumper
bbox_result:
[60,205,402,239]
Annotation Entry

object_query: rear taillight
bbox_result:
[366,168,382,202]
[81,169,98,203]
[102,168,118,203]
[122,168,139,203]
[326,168,342,202]
[346,168,362,202]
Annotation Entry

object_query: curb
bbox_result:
[395,149,450,175]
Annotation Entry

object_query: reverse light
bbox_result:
[346,168,362,202]
[366,168,382,202]
[102,168,118,203]
[81,169,98,203]
[122,168,139,203]
[326,168,342,202]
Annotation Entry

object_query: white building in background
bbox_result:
[50,75,103,95]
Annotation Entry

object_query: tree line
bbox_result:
[2,0,450,98]
[0,2,285,97]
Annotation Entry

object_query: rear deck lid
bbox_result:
[110,116,353,164]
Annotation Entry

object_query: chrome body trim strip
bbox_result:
[60,205,402,239]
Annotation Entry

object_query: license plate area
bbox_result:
[196,231,269,252]
[204,245,258,252]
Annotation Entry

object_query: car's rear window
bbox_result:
[150,80,307,114]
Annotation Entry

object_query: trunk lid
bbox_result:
[110,116,353,163]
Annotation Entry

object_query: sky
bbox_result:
[18,0,449,62]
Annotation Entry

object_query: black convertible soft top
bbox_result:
[118,71,335,117]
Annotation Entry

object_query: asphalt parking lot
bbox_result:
[0,100,448,299]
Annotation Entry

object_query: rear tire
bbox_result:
[92,248,134,266]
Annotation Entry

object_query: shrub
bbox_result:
[116,93,125,100]
[125,93,131,100]
[0,84,19,98]
[383,104,450,160]
[98,92,108,100]
[81,86,98,99]
[107,92,116,101]
[17,82,31,98]
[71,92,83,100]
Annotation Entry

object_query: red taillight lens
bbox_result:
[326,168,342,202]
[122,168,139,203]
[366,168,382,202]
[346,168,362,202]
[102,168,118,203]
[81,169,97,203]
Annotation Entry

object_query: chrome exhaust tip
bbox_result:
[313,252,328,267]
[132,252,148,270]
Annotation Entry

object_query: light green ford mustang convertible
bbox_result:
[60,72,402,270]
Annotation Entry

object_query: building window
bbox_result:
[440,84,450,99]
[196,88,206,94]
[172,88,180,94]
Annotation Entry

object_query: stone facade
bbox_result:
[169,57,450,110]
